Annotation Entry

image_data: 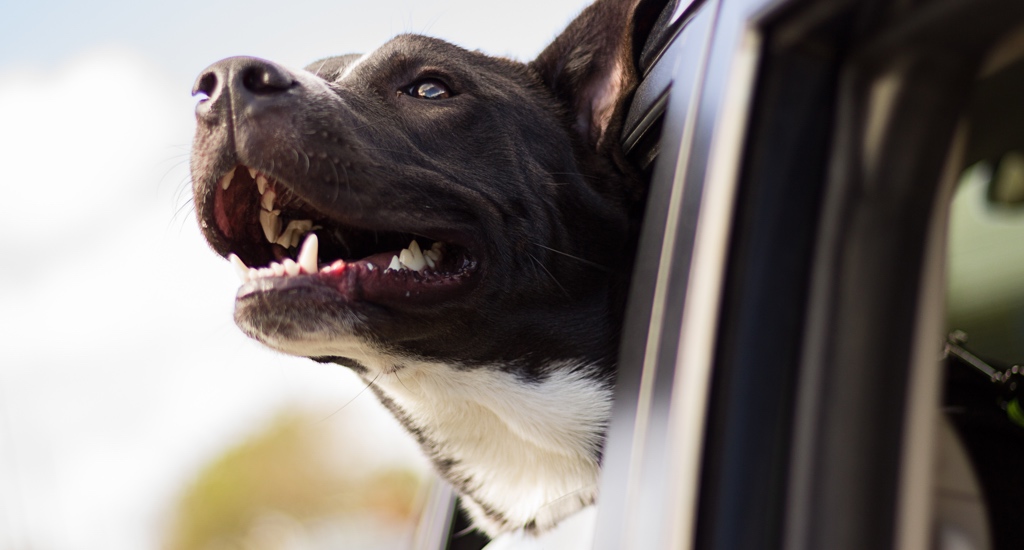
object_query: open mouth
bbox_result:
[209,165,479,304]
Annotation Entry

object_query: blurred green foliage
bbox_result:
[166,409,422,550]
[948,161,1024,363]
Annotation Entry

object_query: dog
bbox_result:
[189,0,653,536]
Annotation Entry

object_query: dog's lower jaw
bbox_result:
[370,358,613,536]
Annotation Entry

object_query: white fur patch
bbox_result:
[484,506,597,550]
[375,357,611,533]
[260,331,611,533]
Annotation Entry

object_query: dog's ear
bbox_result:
[532,0,642,152]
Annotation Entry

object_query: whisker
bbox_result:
[527,252,571,299]
[536,483,598,515]
[169,197,196,228]
[321,371,382,421]
[391,367,412,393]
[529,242,610,272]
[548,171,601,181]
[311,59,329,79]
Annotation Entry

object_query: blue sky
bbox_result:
[1,0,590,83]
[0,1,591,548]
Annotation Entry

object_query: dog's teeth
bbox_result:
[320,259,345,274]
[399,240,427,271]
[256,175,269,195]
[260,188,276,211]
[228,254,250,283]
[270,262,285,277]
[260,210,282,243]
[398,249,412,268]
[275,220,314,249]
[297,233,319,274]
[283,258,300,276]
[424,248,441,265]
[248,167,258,179]
[219,168,235,190]
[387,255,402,271]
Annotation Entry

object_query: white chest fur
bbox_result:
[372,358,613,534]
[261,335,612,533]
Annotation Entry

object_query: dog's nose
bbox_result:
[192,57,296,122]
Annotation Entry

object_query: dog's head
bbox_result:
[190,0,648,376]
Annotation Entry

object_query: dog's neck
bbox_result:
[364,355,612,533]
[261,324,614,533]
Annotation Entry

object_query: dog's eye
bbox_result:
[405,79,452,100]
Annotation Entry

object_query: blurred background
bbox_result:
[0,1,590,548]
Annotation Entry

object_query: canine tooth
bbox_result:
[399,240,427,271]
[271,262,285,277]
[261,188,276,211]
[219,168,235,190]
[260,210,282,243]
[399,249,412,266]
[248,167,258,179]
[228,254,250,283]
[387,255,402,271]
[256,174,269,195]
[297,233,319,274]
[283,258,300,276]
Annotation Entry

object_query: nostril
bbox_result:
[192,57,296,122]
[240,63,295,95]
[193,71,219,99]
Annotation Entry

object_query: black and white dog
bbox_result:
[190,0,654,536]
